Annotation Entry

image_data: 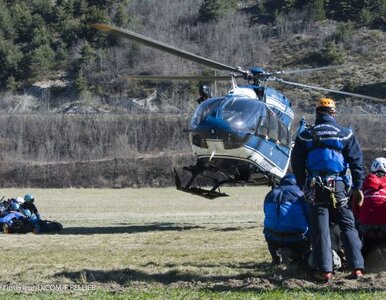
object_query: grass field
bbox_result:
[0,187,386,299]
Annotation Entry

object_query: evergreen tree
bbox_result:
[63,0,75,17]
[322,41,344,65]
[359,8,373,26]
[30,0,54,23]
[73,0,88,17]
[26,44,55,80]
[198,0,238,22]
[54,41,69,68]
[57,18,80,48]
[75,70,87,92]
[79,41,96,66]
[113,4,128,27]
[11,2,34,43]
[30,25,51,49]
[364,0,386,28]
[5,75,19,91]
[82,5,108,46]
[0,3,16,41]
[219,0,238,10]
[0,37,23,84]
[198,0,223,22]
[309,0,326,21]
[282,0,297,12]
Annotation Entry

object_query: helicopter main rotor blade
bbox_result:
[275,78,386,102]
[93,23,248,76]
[126,75,233,81]
[273,65,342,76]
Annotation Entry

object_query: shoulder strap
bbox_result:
[275,190,284,217]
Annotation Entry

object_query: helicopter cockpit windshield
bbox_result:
[220,97,265,132]
[191,97,224,127]
[191,96,291,147]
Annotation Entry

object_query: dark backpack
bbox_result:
[3,219,35,234]
[38,220,63,233]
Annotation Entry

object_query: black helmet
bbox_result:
[199,85,212,98]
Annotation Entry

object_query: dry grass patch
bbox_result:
[1,186,386,298]
[0,187,268,287]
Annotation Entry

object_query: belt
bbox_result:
[264,228,306,239]
[309,171,341,177]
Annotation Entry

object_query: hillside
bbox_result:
[0,0,385,187]
[0,0,385,113]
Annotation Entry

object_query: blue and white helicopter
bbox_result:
[94,24,385,199]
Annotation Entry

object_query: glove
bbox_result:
[352,188,364,207]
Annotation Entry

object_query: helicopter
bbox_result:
[93,24,385,199]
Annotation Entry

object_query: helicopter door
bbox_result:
[257,109,290,147]
[278,119,290,146]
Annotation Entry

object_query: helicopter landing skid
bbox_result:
[174,166,230,200]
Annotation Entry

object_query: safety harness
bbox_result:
[306,127,347,208]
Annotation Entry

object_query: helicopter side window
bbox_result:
[257,116,268,137]
[279,121,290,146]
[256,109,290,146]
[268,111,279,142]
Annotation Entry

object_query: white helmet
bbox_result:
[15,196,25,204]
[371,157,386,173]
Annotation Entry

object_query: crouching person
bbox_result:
[353,157,386,261]
[263,174,310,265]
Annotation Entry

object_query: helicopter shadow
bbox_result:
[53,262,270,286]
[54,262,381,293]
[59,222,204,235]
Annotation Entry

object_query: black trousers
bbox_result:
[308,180,364,272]
[266,238,310,264]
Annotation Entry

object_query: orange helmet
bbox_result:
[317,97,336,111]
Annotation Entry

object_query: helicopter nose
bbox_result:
[192,130,252,150]
[223,132,253,149]
[192,133,208,148]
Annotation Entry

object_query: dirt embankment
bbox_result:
[0,149,380,188]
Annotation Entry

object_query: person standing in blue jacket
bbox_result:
[291,97,365,283]
[263,174,310,265]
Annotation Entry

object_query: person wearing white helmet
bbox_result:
[370,157,386,176]
[353,157,386,258]
[20,194,41,221]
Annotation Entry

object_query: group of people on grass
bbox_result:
[0,194,42,233]
[0,194,41,233]
[0,194,63,234]
[263,97,386,283]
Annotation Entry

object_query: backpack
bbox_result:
[37,220,63,233]
[3,219,35,234]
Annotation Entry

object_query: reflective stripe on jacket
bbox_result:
[291,114,364,189]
